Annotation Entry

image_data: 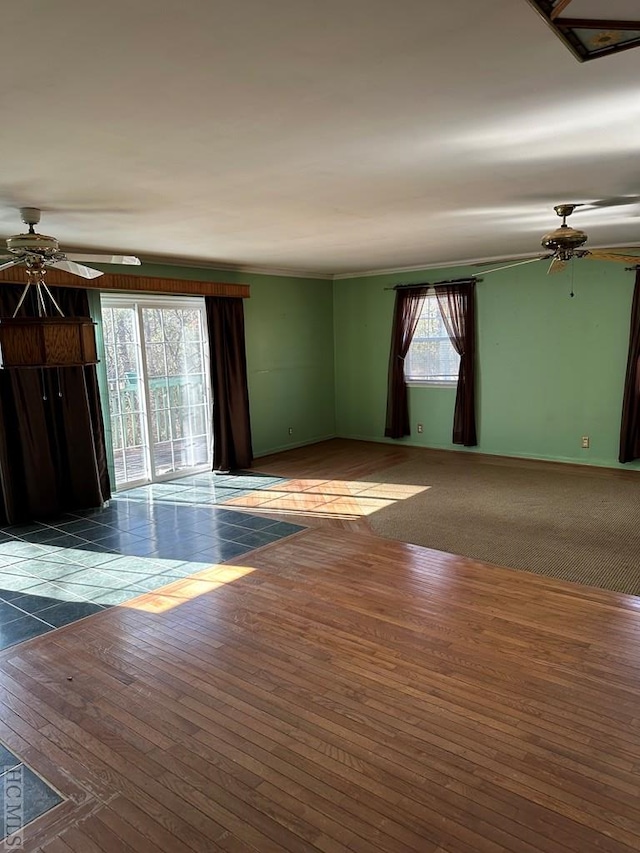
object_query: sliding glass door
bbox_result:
[101,295,213,489]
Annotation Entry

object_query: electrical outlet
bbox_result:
[417,423,423,434]
[288,427,293,435]
[581,435,590,449]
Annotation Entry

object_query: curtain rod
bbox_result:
[384,277,481,291]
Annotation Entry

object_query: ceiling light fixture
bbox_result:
[525,0,640,61]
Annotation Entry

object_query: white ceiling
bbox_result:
[1,0,640,277]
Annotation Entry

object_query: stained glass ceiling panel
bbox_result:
[526,0,640,60]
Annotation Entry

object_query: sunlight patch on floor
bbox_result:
[221,479,429,518]
[123,564,256,613]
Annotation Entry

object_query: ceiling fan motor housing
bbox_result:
[7,231,60,257]
[541,224,588,254]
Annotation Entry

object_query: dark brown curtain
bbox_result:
[205,296,253,471]
[0,286,111,524]
[619,270,640,463]
[384,286,429,439]
[435,281,478,446]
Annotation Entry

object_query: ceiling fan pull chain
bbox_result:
[56,367,63,398]
[570,261,575,298]
[40,368,48,401]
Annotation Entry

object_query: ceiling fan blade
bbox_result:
[475,254,544,267]
[583,196,640,212]
[65,253,141,266]
[548,258,566,275]
[0,259,20,272]
[48,259,104,279]
[585,251,640,264]
[587,246,640,251]
[477,256,546,276]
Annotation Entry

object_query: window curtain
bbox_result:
[0,286,111,525]
[205,296,253,471]
[435,280,478,447]
[384,286,429,439]
[619,270,640,463]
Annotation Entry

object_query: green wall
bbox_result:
[334,260,640,470]
[242,271,336,456]
[93,255,639,471]
[97,263,336,459]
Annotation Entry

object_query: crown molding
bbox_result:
[331,254,521,280]
[137,253,333,281]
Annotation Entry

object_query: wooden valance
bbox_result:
[0,265,250,298]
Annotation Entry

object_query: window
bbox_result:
[404,293,460,384]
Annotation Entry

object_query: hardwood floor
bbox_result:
[254,438,414,480]
[254,437,640,482]
[237,438,425,531]
[2,441,640,851]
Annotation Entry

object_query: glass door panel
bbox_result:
[101,304,150,488]
[141,305,211,479]
[101,295,212,489]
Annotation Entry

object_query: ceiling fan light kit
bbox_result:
[0,208,140,370]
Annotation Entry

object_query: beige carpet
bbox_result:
[365,455,640,596]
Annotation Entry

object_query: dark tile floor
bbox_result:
[1,744,63,840]
[0,471,303,651]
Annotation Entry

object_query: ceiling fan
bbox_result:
[0,208,142,370]
[479,204,640,276]
[0,207,141,280]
